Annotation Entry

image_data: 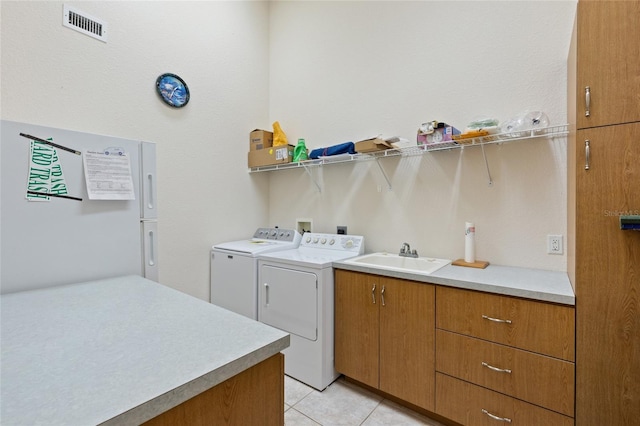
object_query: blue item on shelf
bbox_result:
[309,142,356,159]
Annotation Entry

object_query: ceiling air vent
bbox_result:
[63,5,107,42]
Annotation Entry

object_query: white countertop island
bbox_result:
[0,275,289,425]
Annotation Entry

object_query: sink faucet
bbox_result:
[399,242,418,258]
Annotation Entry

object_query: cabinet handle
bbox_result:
[371,284,376,304]
[585,86,590,117]
[482,361,512,374]
[264,283,269,306]
[482,314,512,324]
[381,285,386,306]
[585,139,590,170]
[482,409,512,423]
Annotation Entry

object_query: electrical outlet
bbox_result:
[337,226,347,235]
[547,235,563,254]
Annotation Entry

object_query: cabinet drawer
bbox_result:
[436,286,575,361]
[435,373,574,426]
[436,330,574,416]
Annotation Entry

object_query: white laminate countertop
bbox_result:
[0,275,289,426]
[333,261,575,306]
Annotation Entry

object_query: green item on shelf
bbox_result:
[293,138,309,162]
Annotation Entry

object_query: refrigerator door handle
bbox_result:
[146,172,155,210]
[147,228,155,267]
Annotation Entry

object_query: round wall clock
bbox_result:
[155,73,190,108]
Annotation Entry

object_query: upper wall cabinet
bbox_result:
[575,1,640,129]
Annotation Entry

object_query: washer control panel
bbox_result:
[301,233,365,254]
[253,227,300,242]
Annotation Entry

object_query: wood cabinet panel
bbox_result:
[335,270,435,411]
[435,373,574,426]
[436,330,574,416]
[334,269,379,388]
[379,278,435,411]
[575,1,640,129]
[436,286,575,361]
[144,353,284,426]
[575,124,640,425]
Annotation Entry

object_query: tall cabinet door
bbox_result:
[379,277,435,411]
[334,270,379,389]
[575,123,640,425]
[576,1,640,129]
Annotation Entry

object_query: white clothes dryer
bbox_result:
[210,227,301,320]
[257,232,364,390]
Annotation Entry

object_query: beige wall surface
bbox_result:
[1,1,271,300]
[1,1,578,300]
[267,0,577,270]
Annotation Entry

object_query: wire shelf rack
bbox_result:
[248,124,568,173]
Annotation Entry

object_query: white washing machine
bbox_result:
[210,227,301,320]
[257,232,365,390]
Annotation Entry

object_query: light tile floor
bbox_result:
[284,375,447,426]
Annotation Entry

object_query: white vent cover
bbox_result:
[63,5,107,42]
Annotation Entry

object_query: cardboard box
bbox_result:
[250,129,273,151]
[354,137,394,153]
[248,145,294,168]
[417,124,461,145]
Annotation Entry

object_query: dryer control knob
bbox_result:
[306,237,312,243]
[313,238,319,244]
[329,239,335,245]
[345,239,354,248]
[271,230,277,236]
[321,238,327,244]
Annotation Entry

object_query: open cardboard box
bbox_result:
[354,137,394,153]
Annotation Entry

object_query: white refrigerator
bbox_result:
[0,120,158,294]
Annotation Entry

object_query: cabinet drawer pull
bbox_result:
[482,409,512,423]
[371,284,376,304]
[585,86,591,117]
[482,314,512,324]
[381,285,386,306]
[482,361,512,374]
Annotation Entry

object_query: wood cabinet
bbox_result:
[436,373,574,426]
[571,122,640,425]
[436,286,575,361]
[436,330,574,416]
[144,353,284,426]
[568,1,640,424]
[334,269,435,411]
[435,287,575,424]
[573,1,640,129]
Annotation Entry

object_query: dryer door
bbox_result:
[259,264,318,341]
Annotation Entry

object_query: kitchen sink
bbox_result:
[343,252,451,275]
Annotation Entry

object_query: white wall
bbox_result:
[1,1,578,301]
[267,1,577,270]
[1,1,271,299]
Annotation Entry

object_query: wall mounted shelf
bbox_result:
[248,124,568,173]
[248,124,569,191]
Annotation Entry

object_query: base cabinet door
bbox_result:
[335,269,379,389]
[379,278,434,411]
[335,270,435,411]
